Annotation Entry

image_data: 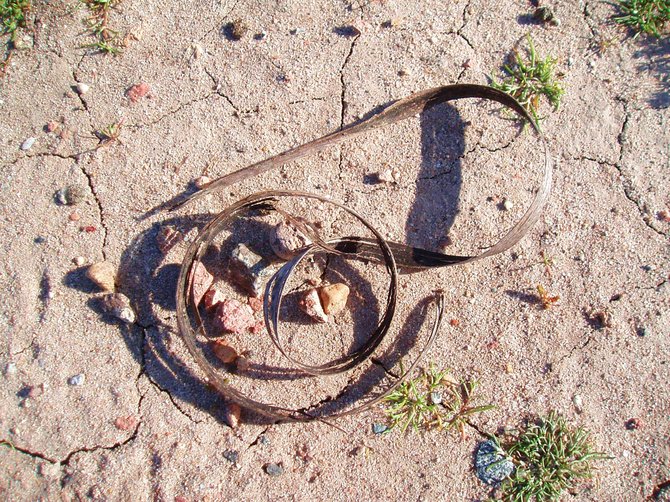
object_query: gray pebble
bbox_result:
[429,391,442,405]
[372,423,388,434]
[68,374,85,386]
[258,434,270,446]
[228,243,275,297]
[223,449,239,464]
[21,137,36,151]
[4,362,17,376]
[264,462,284,476]
[475,439,514,486]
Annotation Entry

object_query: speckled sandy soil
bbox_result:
[0,0,668,500]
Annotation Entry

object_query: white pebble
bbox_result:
[20,137,36,151]
[75,83,90,95]
[503,199,514,211]
[68,373,85,386]
[572,394,583,412]
[4,362,17,376]
[73,256,86,266]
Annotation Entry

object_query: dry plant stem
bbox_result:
[173,84,553,422]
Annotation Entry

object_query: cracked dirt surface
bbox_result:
[1,0,669,500]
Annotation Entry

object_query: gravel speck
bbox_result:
[264,462,284,476]
[4,362,17,376]
[475,439,514,485]
[503,199,514,211]
[429,391,442,405]
[20,137,36,151]
[372,423,388,435]
[223,449,239,464]
[68,374,85,386]
[75,83,90,95]
[572,394,583,413]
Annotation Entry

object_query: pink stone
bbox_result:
[126,82,150,103]
[214,299,255,334]
[298,288,328,323]
[190,262,213,306]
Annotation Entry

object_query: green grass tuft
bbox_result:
[0,0,30,40]
[383,365,494,437]
[491,35,564,125]
[613,0,670,38]
[498,412,609,501]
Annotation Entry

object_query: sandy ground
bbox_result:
[1,0,669,500]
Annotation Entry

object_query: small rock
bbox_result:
[637,326,649,337]
[4,362,17,376]
[269,220,312,260]
[625,417,642,430]
[20,137,36,151]
[214,299,255,334]
[156,226,183,255]
[86,261,116,292]
[225,402,242,428]
[211,340,238,364]
[69,212,80,222]
[254,31,267,40]
[57,185,87,206]
[264,462,284,476]
[190,262,213,306]
[250,320,264,334]
[657,210,670,223]
[228,18,248,40]
[372,423,388,435]
[318,283,350,315]
[75,83,90,95]
[258,434,270,446]
[100,293,136,324]
[299,288,328,323]
[376,167,400,184]
[68,374,85,386]
[502,199,514,211]
[235,355,251,372]
[573,394,583,413]
[228,243,275,297]
[429,391,442,405]
[475,439,514,485]
[533,6,560,26]
[114,415,138,431]
[126,83,150,103]
[223,449,239,463]
[247,297,263,312]
[203,287,226,310]
[290,27,305,35]
[194,175,211,189]
[398,69,410,77]
[505,362,515,374]
[46,121,59,133]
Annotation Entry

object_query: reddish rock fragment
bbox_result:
[250,320,265,334]
[126,83,150,103]
[156,226,183,255]
[450,319,460,327]
[214,299,254,334]
[46,121,59,133]
[211,340,238,364]
[247,296,263,312]
[190,262,213,306]
[114,415,139,431]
